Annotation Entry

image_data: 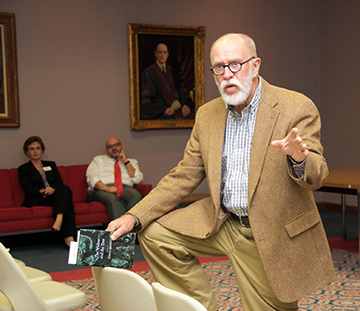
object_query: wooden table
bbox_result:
[316,167,360,241]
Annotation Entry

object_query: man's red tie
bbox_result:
[114,160,123,197]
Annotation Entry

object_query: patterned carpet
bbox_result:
[63,248,359,311]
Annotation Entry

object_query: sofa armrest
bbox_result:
[134,183,152,197]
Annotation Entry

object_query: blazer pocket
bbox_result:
[285,209,320,238]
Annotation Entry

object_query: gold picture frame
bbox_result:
[0,13,19,128]
[128,23,205,130]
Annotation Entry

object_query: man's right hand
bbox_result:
[94,181,118,194]
[107,186,118,194]
[164,107,175,116]
[106,214,136,241]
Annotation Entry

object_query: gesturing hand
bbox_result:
[118,145,127,164]
[271,128,308,162]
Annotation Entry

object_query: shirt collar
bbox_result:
[156,61,166,72]
[105,154,118,162]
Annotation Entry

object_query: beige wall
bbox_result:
[318,0,360,206]
[2,0,355,198]
[319,0,360,166]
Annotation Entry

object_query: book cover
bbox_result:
[68,229,136,268]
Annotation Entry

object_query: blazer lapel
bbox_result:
[204,81,279,210]
[206,99,228,208]
[248,81,279,205]
[28,161,43,183]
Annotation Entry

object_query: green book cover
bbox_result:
[68,229,135,268]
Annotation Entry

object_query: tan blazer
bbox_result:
[130,79,335,303]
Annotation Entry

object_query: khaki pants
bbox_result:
[138,217,298,311]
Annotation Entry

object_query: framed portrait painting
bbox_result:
[128,23,205,130]
[0,13,19,128]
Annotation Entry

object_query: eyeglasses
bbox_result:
[210,57,255,76]
[106,142,121,149]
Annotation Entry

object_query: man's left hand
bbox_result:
[106,214,136,241]
[182,105,191,118]
[118,145,127,164]
[271,127,308,162]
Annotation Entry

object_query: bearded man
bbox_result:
[107,33,335,311]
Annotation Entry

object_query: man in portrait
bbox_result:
[140,43,193,120]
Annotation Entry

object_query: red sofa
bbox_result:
[0,164,152,235]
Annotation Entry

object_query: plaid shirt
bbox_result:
[221,77,262,217]
[220,77,305,217]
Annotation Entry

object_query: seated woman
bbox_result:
[18,136,76,247]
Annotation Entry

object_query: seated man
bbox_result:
[140,43,192,120]
[86,136,144,220]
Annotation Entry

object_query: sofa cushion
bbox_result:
[66,165,89,204]
[75,202,110,225]
[57,166,70,186]
[134,183,152,197]
[74,202,108,215]
[75,212,111,226]
[9,168,25,207]
[89,201,109,213]
[73,203,92,215]
[1,219,55,234]
[31,206,53,219]
[0,170,14,208]
[0,207,32,221]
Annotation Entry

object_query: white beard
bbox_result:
[216,67,253,106]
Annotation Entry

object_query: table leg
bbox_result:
[341,193,347,240]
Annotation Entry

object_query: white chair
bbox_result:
[14,258,26,266]
[20,266,52,283]
[0,242,87,311]
[152,282,208,311]
[92,266,157,311]
[6,249,52,282]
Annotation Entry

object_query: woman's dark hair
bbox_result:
[23,136,45,155]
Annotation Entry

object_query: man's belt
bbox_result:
[230,213,251,228]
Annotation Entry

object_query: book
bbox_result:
[68,229,136,268]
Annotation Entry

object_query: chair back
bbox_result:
[0,243,47,311]
[152,282,207,311]
[92,266,157,311]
